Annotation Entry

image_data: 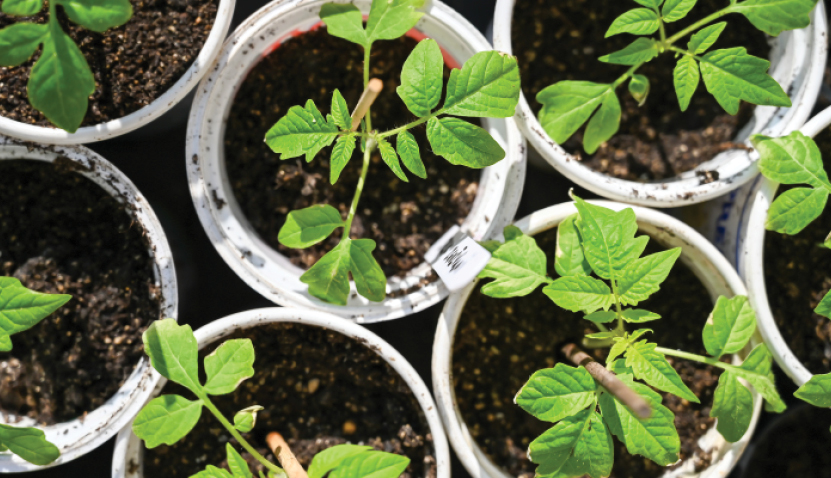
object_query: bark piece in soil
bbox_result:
[0,160,161,425]
[763,128,831,375]
[143,323,436,478]
[512,0,770,181]
[452,229,721,478]
[0,0,218,127]
[223,28,480,281]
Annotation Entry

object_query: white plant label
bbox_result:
[425,225,491,292]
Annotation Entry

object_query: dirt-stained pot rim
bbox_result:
[0,0,236,145]
[432,201,764,478]
[492,0,828,208]
[110,307,451,478]
[0,136,178,472]
[186,0,526,323]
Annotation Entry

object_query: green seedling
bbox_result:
[0,0,133,132]
[265,0,521,306]
[537,0,817,154]
[0,277,69,466]
[133,319,412,478]
[477,196,785,477]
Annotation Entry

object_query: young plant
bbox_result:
[537,0,817,154]
[265,0,521,306]
[0,277,69,466]
[132,319,412,478]
[476,197,785,477]
[0,0,133,132]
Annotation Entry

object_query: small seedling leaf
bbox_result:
[226,443,254,478]
[625,341,699,402]
[755,132,830,187]
[599,38,660,66]
[617,248,682,306]
[426,117,505,168]
[479,226,549,297]
[583,91,621,154]
[442,50,521,118]
[543,276,614,313]
[515,364,597,423]
[688,22,727,54]
[233,405,263,433]
[584,311,617,324]
[733,344,786,412]
[699,48,791,115]
[605,8,661,37]
[319,3,368,47]
[537,81,611,146]
[628,74,650,106]
[396,130,427,179]
[378,137,408,182]
[365,0,424,44]
[702,295,756,358]
[265,100,338,161]
[795,373,831,407]
[673,55,700,111]
[0,277,70,351]
[203,339,256,395]
[0,23,47,66]
[331,89,352,130]
[348,238,386,302]
[328,449,411,478]
[279,205,344,249]
[300,238,386,305]
[572,197,647,281]
[662,0,697,21]
[330,136,357,184]
[711,372,754,442]
[143,319,201,391]
[308,444,374,478]
[61,0,133,33]
[621,309,661,323]
[0,424,59,466]
[132,394,203,448]
[766,187,829,235]
[555,214,592,277]
[397,39,443,117]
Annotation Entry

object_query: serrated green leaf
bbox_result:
[2,0,41,16]
[133,394,203,448]
[330,136,357,184]
[537,81,611,146]
[0,424,59,466]
[279,205,344,249]
[378,137,408,182]
[233,405,263,433]
[543,276,614,313]
[61,0,132,32]
[308,444,374,478]
[573,197,647,281]
[617,248,682,306]
[599,375,680,466]
[599,38,659,66]
[516,364,596,422]
[584,311,617,324]
[365,0,424,44]
[583,91,621,154]
[699,48,791,115]
[815,290,831,319]
[662,0,697,22]
[0,277,70,351]
[605,8,661,37]
[0,23,47,67]
[142,318,201,391]
[329,450,410,478]
[673,55,700,112]
[688,22,727,54]
[586,331,620,340]
[442,50,520,118]
[766,187,829,235]
[732,344,786,412]
[711,372,754,442]
[203,339,255,395]
[702,295,756,358]
[265,100,338,161]
[396,130,426,179]
[795,373,831,407]
[300,238,386,305]
[528,409,613,478]
[479,226,549,298]
[755,131,830,187]
[731,0,819,36]
[226,443,253,478]
[397,39,443,117]
[331,89,351,130]
[319,3,368,46]
[555,214,592,277]
[426,117,505,168]
[607,329,653,364]
[625,341,699,402]
[192,465,234,478]
[628,74,650,106]
[608,359,634,375]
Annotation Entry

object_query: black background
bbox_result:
[11,0,815,476]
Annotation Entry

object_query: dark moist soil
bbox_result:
[143,323,436,478]
[0,160,161,425]
[512,0,771,181]
[224,28,480,281]
[0,0,218,127]
[453,229,721,478]
[763,128,831,375]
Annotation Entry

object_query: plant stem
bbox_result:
[342,144,372,240]
[665,7,735,45]
[655,347,726,368]
[377,108,446,139]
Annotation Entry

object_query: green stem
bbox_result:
[612,63,644,89]
[342,144,372,240]
[665,7,735,45]
[659,18,667,43]
[655,347,727,368]
[377,108,446,139]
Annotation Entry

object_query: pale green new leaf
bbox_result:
[515,364,596,423]
[607,329,654,364]
[319,3,368,46]
[331,89,351,130]
[143,319,201,391]
[226,443,253,478]
[396,130,426,179]
[61,0,133,32]
[766,187,829,234]
[537,81,611,146]
[442,50,521,118]
[397,39,443,117]
[688,22,727,54]
[584,311,617,324]
[711,372,754,442]
[365,0,424,44]
[555,214,592,277]
[583,91,621,154]
[625,341,699,402]
[605,8,661,37]
[702,295,756,358]
[573,197,648,281]
[329,450,410,478]
[628,74,650,106]
[662,0,697,21]
[608,359,634,375]
[0,277,70,352]
[330,136,357,184]
[815,290,831,319]
[479,226,549,297]
[622,309,661,322]
[233,405,263,433]
[599,38,659,65]
[279,205,344,249]
[378,138,408,182]
[699,48,791,115]
[673,55,700,111]
[754,131,830,187]
[265,100,338,161]
[543,276,614,313]
[203,339,255,395]
[132,394,203,448]
[795,373,831,407]
[0,424,59,466]
[0,23,47,67]
[731,0,819,36]
[426,117,505,168]
[308,444,374,478]
[528,409,613,478]
[2,0,42,15]
[617,248,682,306]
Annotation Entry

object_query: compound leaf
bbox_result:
[279,205,344,249]
[300,238,386,305]
[573,197,647,281]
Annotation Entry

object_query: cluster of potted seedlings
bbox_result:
[1,0,831,477]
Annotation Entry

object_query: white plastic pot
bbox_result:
[187,0,527,323]
[709,106,831,387]
[0,136,178,471]
[433,201,763,478]
[0,0,235,145]
[110,307,450,478]
[492,0,828,207]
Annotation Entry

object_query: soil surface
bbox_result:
[224,28,480,280]
[0,0,218,127]
[512,0,771,181]
[764,128,831,375]
[453,229,721,478]
[144,323,436,478]
[0,160,160,425]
